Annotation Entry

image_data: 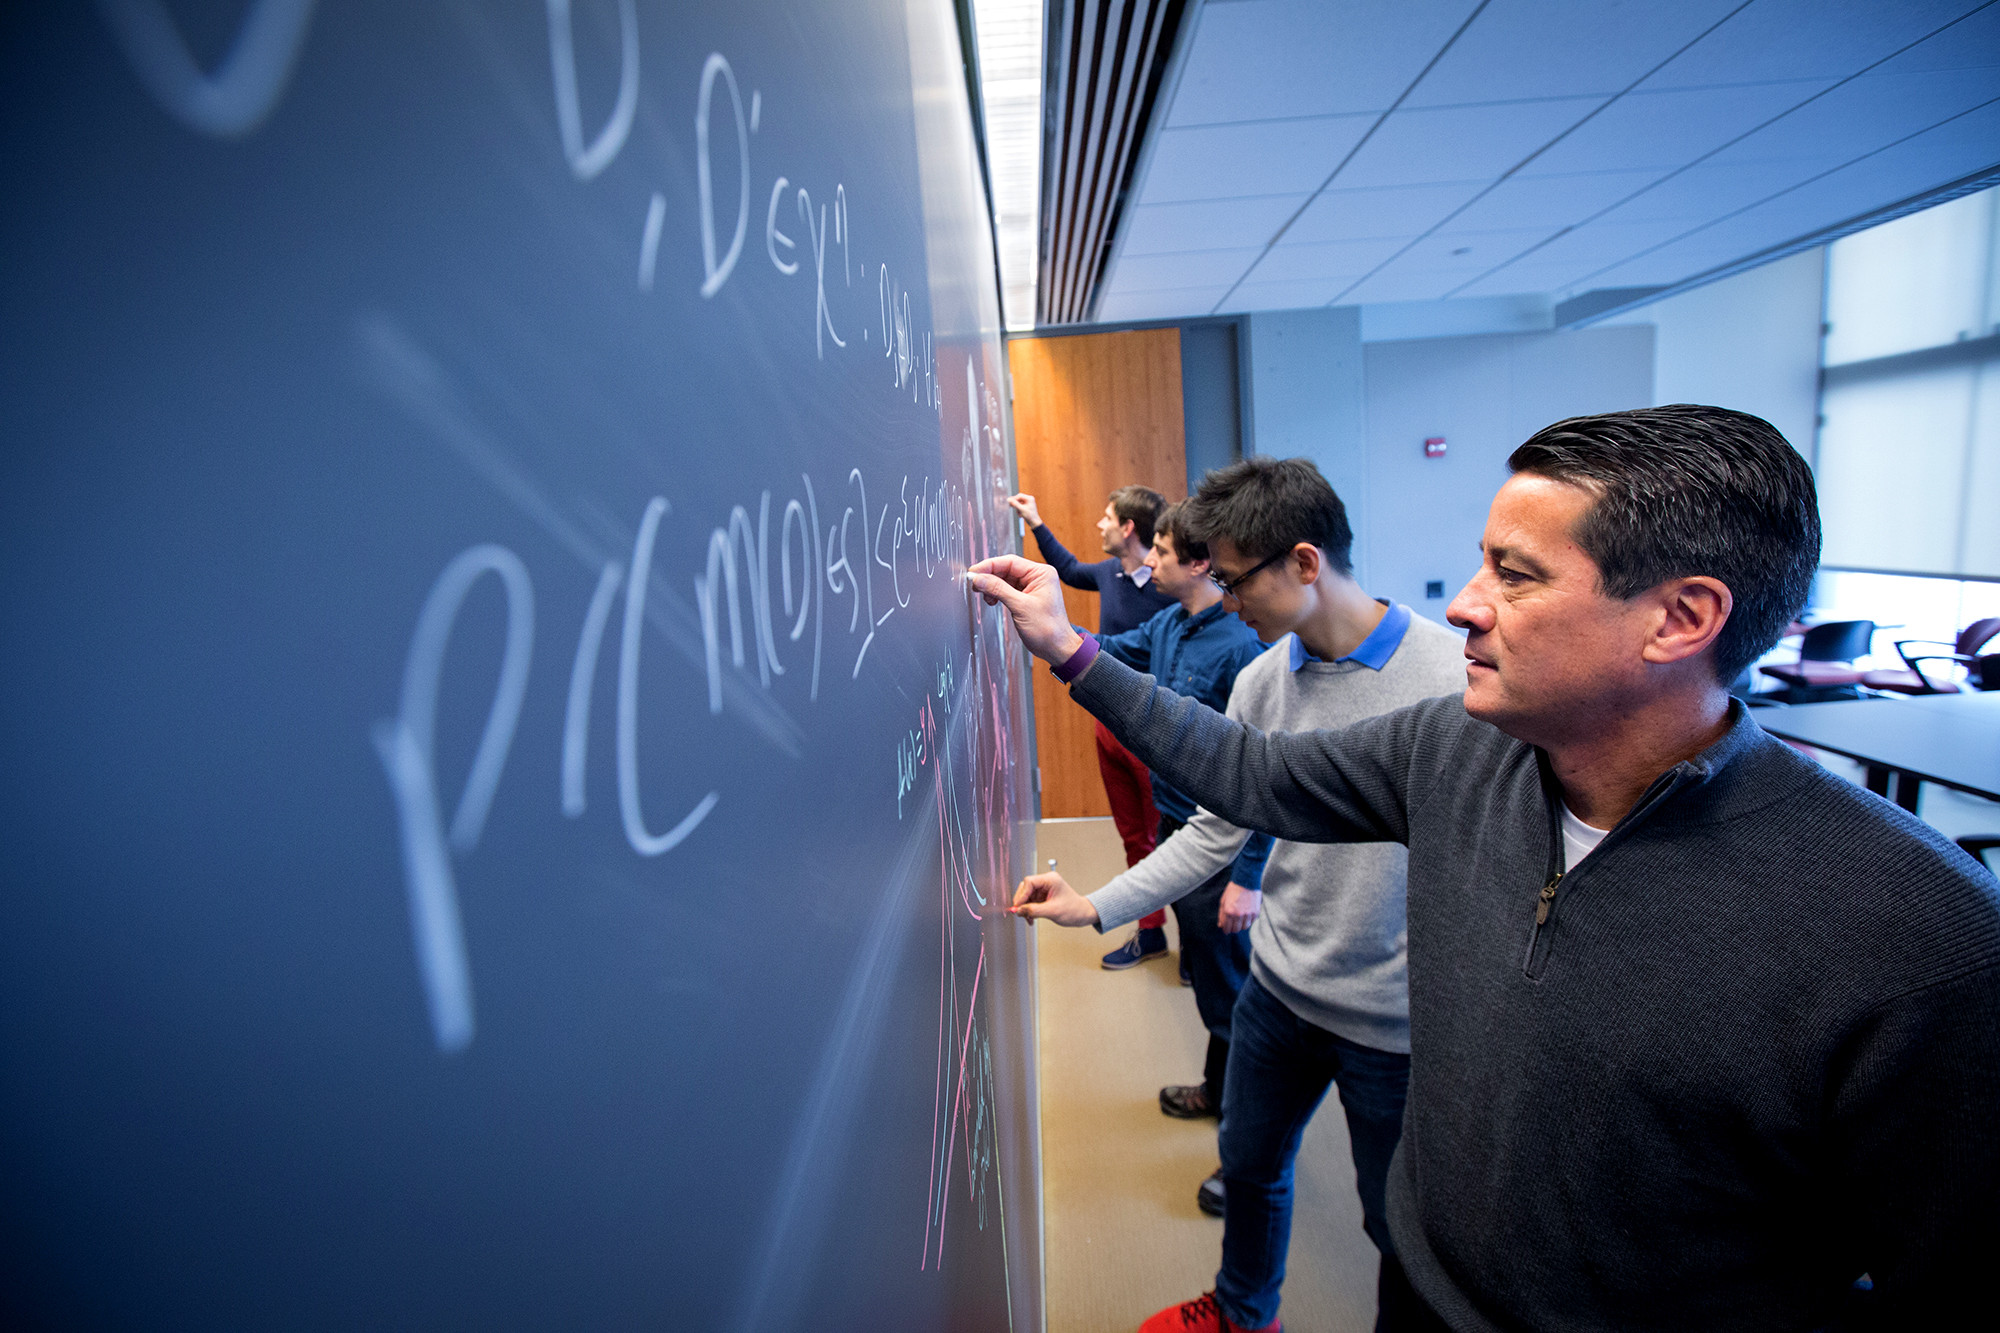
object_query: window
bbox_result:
[1816,187,2000,582]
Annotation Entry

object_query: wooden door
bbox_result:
[1008,329,1187,819]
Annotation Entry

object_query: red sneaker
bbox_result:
[1136,1290,1281,1333]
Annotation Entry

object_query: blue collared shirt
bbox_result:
[1097,600,1274,888]
[1286,600,1412,671]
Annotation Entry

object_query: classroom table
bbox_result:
[1756,691,2000,811]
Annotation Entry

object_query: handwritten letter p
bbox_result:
[373,545,535,1053]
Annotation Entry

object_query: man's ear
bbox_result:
[1291,543,1323,584]
[1642,576,1732,667]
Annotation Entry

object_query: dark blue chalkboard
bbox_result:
[0,3,1042,1327]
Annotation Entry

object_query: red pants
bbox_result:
[1095,721,1166,930]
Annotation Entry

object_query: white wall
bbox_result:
[1360,326,1656,616]
[1241,305,1368,573]
[1602,247,1825,453]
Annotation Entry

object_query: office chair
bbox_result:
[1758,620,1876,702]
[1860,617,2000,695]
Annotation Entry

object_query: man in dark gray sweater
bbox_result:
[975,406,2000,1332]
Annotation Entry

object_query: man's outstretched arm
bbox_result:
[968,555,1417,846]
[1004,496,1101,592]
[1090,804,1255,932]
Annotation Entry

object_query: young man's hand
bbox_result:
[1005,493,1043,528]
[1010,872,1100,927]
[967,555,1084,666]
[1218,882,1261,933]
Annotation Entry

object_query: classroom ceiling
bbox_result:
[1087,0,2000,326]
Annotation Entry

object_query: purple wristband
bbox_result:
[1051,633,1099,684]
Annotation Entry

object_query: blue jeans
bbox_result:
[1215,974,1411,1331]
[1160,816,1253,1046]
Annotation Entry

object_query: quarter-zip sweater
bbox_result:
[1069,653,2000,1331]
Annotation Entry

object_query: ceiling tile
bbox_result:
[1711,64,2000,169]
[1335,269,1464,304]
[1593,160,1821,225]
[1488,217,1698,277]
[1760,100,2000,223]
[1216,277,1354,313]
[1106,248,1267,292]
[1437,171,1671,233]
[1167,0,1483,126]
[1283,181,1488,243]
[1334,99,1606,190]
[1451,261,1605,299]
[1385,229,1561,280]
[1401,0,1748,106]
[1519,82,1837,177]
[1564,250,1706,290]
[1641,0,1984,89]
[1095,287,1234,324]
[1243,236,1410,283]
[1141,116,1375,203]
[1855,0,2000,77]
[1117,195,1309,256]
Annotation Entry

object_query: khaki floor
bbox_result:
[1035,818,1381,1333]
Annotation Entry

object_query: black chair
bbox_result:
[1759,620,1876,703]
[1860,617,2000,695]
[1958,837,1999,878]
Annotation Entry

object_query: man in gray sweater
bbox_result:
[975,406,2000,1331]
[1014,459,1465,1333]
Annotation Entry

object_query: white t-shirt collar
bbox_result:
[1559,802,1610,871]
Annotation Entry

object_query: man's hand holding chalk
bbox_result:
[1010,868,1098,928]
[965,555,1084,667]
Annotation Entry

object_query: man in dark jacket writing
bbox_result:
[971,406,2000,1332]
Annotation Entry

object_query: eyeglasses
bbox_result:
[1208,549,1289,597]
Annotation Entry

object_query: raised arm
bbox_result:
[968,553,1422,843]
[1072,652,1420,847]
[1024,522,1102,591]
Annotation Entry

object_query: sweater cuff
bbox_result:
[1051,633,1099,684]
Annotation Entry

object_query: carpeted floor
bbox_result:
[1034,818,1381,1333]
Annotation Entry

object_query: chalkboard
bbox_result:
[0,3,1042,1327]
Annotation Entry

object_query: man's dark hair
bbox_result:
[1107,484,1167,546]
[1155,500,1208,566]
[1182,456,1353,576]
[1508,404,1820,684]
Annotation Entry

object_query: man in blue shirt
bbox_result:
[1096,501,1273,1125]
[1009,485,1178,963]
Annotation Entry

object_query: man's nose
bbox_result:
[1445,579,1487,630]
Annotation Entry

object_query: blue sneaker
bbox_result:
[1101,927,1169,970]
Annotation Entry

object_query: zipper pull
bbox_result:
[1535,873,1561,926]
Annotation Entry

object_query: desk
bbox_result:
[1757,692,2000,810]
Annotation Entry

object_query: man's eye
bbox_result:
[1496,566,1528,584]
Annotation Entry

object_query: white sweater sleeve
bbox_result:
[1088,804,1255,931]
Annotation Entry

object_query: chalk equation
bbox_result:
[97,0,1033,1295]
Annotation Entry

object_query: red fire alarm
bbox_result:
[1423,436,1447,459]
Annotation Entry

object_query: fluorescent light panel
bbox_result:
[973,0,1042,331]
